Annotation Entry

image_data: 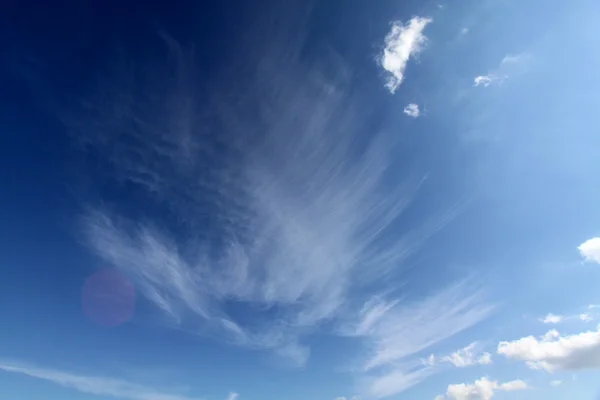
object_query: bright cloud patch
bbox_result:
[497,327,600,371]
[441,342,492,367]
[226,393,239,400]
[435,377,527,400]
[379,17,432,93]
[579,237,600,264]
[425,343,492,368]
[0,362,199,400]
[542,313,563,324]
[403,103,420,117]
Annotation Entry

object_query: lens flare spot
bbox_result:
[82,268,136,327]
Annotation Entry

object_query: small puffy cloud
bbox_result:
[379,17,432,93]
[550,380,563,387]
[542,313,563,324]
[226,393,239,400]
[403,103,420,117]
[440,342,492,367]
[436,377,528,400]
[473,75,494,87]
[497,327,600,371]
[579,237,600,264]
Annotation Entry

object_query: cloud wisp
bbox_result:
[426,342,492,368]
[343,282,493,397]
[0,362,200,400]
[474,52,533,87]
[379,17,432,93]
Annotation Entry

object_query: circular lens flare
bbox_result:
[82,268,136,327]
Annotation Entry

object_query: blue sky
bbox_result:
[1,0,600,399]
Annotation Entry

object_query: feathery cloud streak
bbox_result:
[64,4,486,393]
[0,362,200,400]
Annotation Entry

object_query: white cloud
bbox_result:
[379,17,432,93]
[497,327,600,371]
[473,75,494,87]
[579,237,600,264]
[550,380,563,387]
[441,342,492,367]
[474,52,533,87]
[403,103,420,117]
[0,362,199,400]
[580,313,593,322]
[226,393,239,400]
[436,377,527,400]
[540,308,598,324]
[425,343,492,368]
[542,313,563,324]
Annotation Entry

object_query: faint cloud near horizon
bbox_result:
[0,361,200,400]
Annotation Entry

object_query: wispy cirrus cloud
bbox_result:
[342,281,493,397]
[61,2,487,394]
[0,362,200,400]
[426,342,492,368]
[474,52,534,87]
[379,17,432,93]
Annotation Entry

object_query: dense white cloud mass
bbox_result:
[579,237,600,264]
[379,17,432,93]
[435,377,527,400]
[497,327,600,371]
[0,363,199,400]
[403,103,420,117]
